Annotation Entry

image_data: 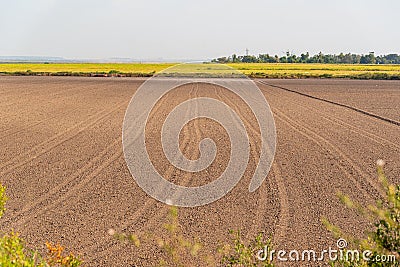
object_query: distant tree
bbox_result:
[287,53,297,63]
[380,54,400,64]
[360,52,376,64]
[353,54,361,64]
[212,52,400,65]
[317,52,324,63]
[259,54,277,63]
[232,54,238,63]
[343,53,353,64]
[369,52,376,64]
[216,57,229,63]
[300,52,310,63]
[338,53,345,64]
[241,55,258,63]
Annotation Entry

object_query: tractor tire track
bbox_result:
[273,108,382,200]
[0,101,127,175]
[257,81,400,151]
[270,162,290,245]
[214,85,276,238]
[87,84,198,257]
[0,82,108,135]
[4,137,123,226]
[256,80,400,127]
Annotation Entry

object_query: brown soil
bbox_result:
[0,76,399,266]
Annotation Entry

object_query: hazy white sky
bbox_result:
[0,0,399,60]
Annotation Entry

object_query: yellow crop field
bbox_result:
[0,63,175,76]
[227,63,400,79]
[0,63,399,79]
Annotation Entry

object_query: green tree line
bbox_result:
[212,52,400,64]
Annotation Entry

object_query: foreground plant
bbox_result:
[45,242,82,267]
[323,160,399,267]
[0,231,46,267]
[156,207,204,266]
[0,183,44,267]
[112,206,205,266]
[0,183,82,267]
[116,205,274,266]
[0,183,6,218]
[219,230,274,267]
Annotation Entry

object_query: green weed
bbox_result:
[323,161,399,266]
[0,183,82,267]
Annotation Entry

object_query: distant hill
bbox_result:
[0,56,207,63]
[0,56,67,63]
